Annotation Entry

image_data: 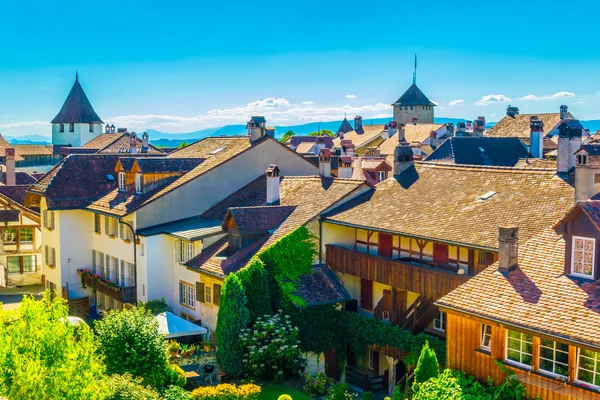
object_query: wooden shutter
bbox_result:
[51,248,56,267]
[378,233,393,258]
[360,279,373,310]
[105,216,109,235]
[214,284,221,306]
[196,282,205,303]
[433,243,449,265]
[50,211,55,230]
[92,250,96,273]
[44,245,48,265]
[173,240,181,263]
[485,252,494,265]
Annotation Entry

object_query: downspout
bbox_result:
[119,220,137,304]
[319,218,323,265]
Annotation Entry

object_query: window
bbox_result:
[214,284,221,306]
[69,123,74,132]
[368,349,375,369]
[378,171,386,182]
[179,281,194,308]
[571,236,595,278]
[59,123,64,133]
[118,172,126,192]
[578,348,600,388]
[44,245,56,267]
[434,310,447,332]
[43,210,55,230]
[205,285,212,303]
[7,256,20,273]
[481,324,492,350]
[111,256,119,283]
[539,339,569,377]
[89,123,94,133]
[2,228,16,244]
[94,214,101,234]
[19,228,33,244]
[506,330,533,368]
[174,240,194,263]
[98,251,106,278]
[135,173,143,194]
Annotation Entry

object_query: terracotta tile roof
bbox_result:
[294,264,351,306]
[82,132,163,154]
[12,145,53,156]
[0,134,23,162]
[513,158,557,169]
[288,136,334,149]
[425,137,529,167]
[295,142,317,154]
[379,124,444,155]
[486,113,571,138]
[324,162,575,250]
[188,175,368,276]
[350,158,391,186]
[132,158,204,173]
[333,125,386,149]
[0,171,38,185]
[223,206,296,232]
[437,229,600,349]
[0,185,31,207]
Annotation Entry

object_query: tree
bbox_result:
[0,293,105,399]
[280,130,295,143]
[95,306,175,388]
[177,141,189,149]
[413,341,440,386]
[102,374,162,400]
[308,129,335,137]
[138,297,173,315]
[216,274,250,377]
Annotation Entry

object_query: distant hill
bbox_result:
[4,134,51,145]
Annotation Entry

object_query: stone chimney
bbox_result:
[446,123,455,137]
[560,105,569,120]
[393,143,414,177]
[529,116,544,158]
[337,157,353,179]
[558,120,584,174]
[318,148,332,178]
[5,148,15,186]
[429,131,438,150]
[141,132,149,153]
[397,124,406,142]
[574,143,600,202]
[473,118,486,137]
[466,121,473,131]
[247,116,267,142]
[354,116,363,132]
[129,132,138,154]
[456,122,466,137]
[498,226,518,274]
[506,105,519,118]
[266,164,280,204]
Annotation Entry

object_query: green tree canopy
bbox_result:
[414,341,440,386]
[94,306,174,388]
[280,130,296,143]
[216,274,250,377]
[177,141,189,149]
[308,129,335,137]
[0,293,105,399]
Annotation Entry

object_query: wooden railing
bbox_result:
[373,291,403,325]
[80,273,136,304]
[326,245,470,301]
[399,296,438,333]
[345,365,388,392]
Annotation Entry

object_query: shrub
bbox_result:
[164,364,187,388]
[217,274,250,377]
[361,391,375,400]
[94,306,172,388]
[302,370,333,396]
[240,312,305,381]
[102,374,161,400]
[236,257,271,322]
[139,298,173,315]
[161,385,193,400]
[191,383,260,400]
[278,395,292,400]
[413,341,439,385]
[328,383,356,400]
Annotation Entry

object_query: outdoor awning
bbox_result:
[156,311,208,339]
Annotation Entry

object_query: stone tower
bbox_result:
[392,58,435,125]
[51,73,103,147]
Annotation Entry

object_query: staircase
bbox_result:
[345,365,387,392]
[399,296,437,332]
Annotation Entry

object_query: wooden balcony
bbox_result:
[326,244,470,301]
[80,272,136,304]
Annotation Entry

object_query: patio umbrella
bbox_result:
[155,312,208,339]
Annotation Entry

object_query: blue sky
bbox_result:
[1,0,599,137]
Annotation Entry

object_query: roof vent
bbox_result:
[479,191,497,200]
[209,146,227,156]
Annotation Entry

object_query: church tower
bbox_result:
[51,73,103,147]
[392,56,435,125]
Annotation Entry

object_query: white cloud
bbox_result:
[475,94,512,106]
[449,99,465,106]
[301,101,314,105]
[345,94,357,99]
[518,91,575,101]
[0,121,47,129]
[432,100,440,106]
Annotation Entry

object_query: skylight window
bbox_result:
[479,191,497,200]
[478,147,486,152]
[209,146,227,155]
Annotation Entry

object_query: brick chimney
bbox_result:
[318,148,332,178]
[498,226,518,274]
[560,105,569,120]
[529,116,544,158]
[129,132,138,154]
[506,105,519,118]
[266,164,280,204]
[141,132,149,153]
[558,120,584,174]
[393,143,414,176]
[5,148,15,186]
[354,116,363,132]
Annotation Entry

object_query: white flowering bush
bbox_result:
[239,311,305,381]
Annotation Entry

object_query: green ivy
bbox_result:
[235,257,271,322]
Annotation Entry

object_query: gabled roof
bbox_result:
[392,84,435,106]
[82,132,163,154]
[379,124,445,155]
[294,264,351,307]
[486,113,573,138]
[51,75,103,124]
[332,125,386,149]
[223,206,295,232]
[136,216,223,241]
[12,145,53,156]
[437,229,600,349]
[0,134,23,162]
[553,200,600,233]
[425,137,529,167]
[288,136,335,149]
[130,158,204,174]
[324,162,575,250]
[336,118,354,135]
[0,185,33,208]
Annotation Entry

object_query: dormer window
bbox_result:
[378,171,386,182]
[571,236,595,278]
[577,154,588,165]
[118,172,126,192]
[135,173,143,194]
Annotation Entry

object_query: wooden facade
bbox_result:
[326,244,470,300]
[444,311,600,400]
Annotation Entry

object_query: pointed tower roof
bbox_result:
[336,117,354,135]
[392,84,435,107]
[51,74,103,124]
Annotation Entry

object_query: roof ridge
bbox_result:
[417,161,558,173]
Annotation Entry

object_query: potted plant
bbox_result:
[202,341,212,353]
[180,344,193,357]
[168,340,181,356]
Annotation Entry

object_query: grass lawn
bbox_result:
[259,383,311,400]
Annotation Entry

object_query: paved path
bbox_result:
[0,285,43,310]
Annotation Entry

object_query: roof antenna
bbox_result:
[413,54,417,85]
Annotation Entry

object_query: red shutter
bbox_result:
[378,233,393,258]
[360,279,373,310]
[433,243,449,264]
